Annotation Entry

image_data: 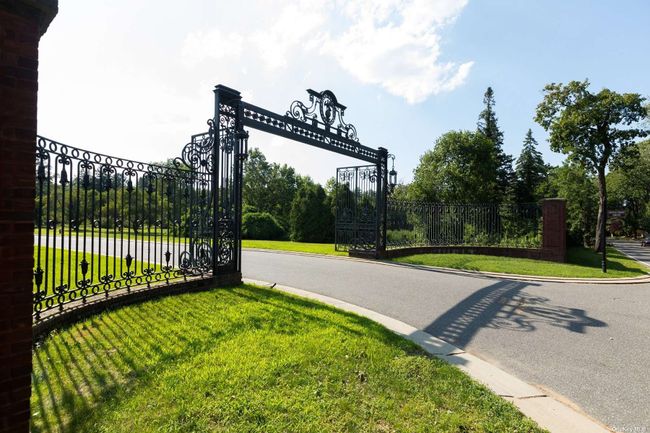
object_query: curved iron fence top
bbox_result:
[36,135,199,176]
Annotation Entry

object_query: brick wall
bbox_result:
[0,1,57,432]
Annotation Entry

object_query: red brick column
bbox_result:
[541,198,567,262]
[0,1,57,432]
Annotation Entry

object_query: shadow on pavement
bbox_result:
[423,280,607,348]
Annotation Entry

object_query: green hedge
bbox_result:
[242,212,286,240]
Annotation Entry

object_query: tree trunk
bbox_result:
[594,170,607,252]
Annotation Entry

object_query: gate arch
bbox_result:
[214,84,391,258]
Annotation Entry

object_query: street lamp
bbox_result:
[236,129,249,160]
[601,202,607,273]
[388,154,397,193]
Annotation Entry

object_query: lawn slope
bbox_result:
[32,285,545,433]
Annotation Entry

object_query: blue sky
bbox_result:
[38,0,650,184]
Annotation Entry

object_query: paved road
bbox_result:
[612,239,650,267]
[242,250,650,433]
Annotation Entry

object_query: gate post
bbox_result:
[0,2,57,431]
[376,147,388,258]
[541,198,567,262]
[212,85,243,275]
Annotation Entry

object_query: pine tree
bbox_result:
[477,87,515,201]
[515,129,547,203]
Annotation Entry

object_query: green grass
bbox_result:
[392,246,649,278]
[31,285,546,433]
[242,239,346,256]
[34,246,161,294]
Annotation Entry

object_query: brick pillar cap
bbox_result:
[0,0,59,35]
[541,198,566,202]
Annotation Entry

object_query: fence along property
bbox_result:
[33,129,241,322]
[386,201,542,249]
[378,198,566,261]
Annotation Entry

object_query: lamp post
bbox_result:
[388,153,397,193]
[602,201,607,273]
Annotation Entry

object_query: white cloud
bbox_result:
[181,29,243,67]
[249,0,330,70]
[180,0,472,103]
[323,0,473,103]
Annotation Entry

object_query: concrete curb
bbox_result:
[243,248,650,285]
[243,277,613,433]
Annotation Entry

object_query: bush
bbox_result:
[242,212,286,240]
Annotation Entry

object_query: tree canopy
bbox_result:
[535,79,648,250]
[608,139,650,235]
[243,148,305,228]
[410,130,500,203]
[289,182,333,242]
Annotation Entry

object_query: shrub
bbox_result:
[242,212,286,240]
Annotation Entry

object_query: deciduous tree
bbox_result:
[411,131,500,203]
[535,80,648,251]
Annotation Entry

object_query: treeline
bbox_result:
[398,83,649,247]
[242,148,335,242]
[35,82,647,249]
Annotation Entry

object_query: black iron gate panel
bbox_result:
[33,132,232,319]
[335,165,379,253]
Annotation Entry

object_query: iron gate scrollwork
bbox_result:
[33,84,390,320]
[335,164,384,254]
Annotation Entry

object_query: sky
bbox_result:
[38,0,650,185]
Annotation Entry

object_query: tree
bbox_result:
[289,182,333,242]
[608,139,650,236]
[243,148,301,228]
[538,162,599,246]
[535,80,648,251]
[477,87,515,201]
[515,129,547,203]
[411,131,500,203]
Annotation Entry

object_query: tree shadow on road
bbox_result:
[423,280,607,348]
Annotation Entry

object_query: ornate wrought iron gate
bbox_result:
[335,164,387,253]
[33,84,391,319]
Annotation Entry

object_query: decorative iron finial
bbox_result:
[287,89,359,141]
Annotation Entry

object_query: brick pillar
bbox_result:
[0,1,57,432]
[541,198,567,263]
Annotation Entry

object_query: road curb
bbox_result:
[243,248,650,285]
[243,277,613,433]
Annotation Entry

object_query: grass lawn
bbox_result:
[31,285,545,433]
[392,246,649,279]
[33,246,161,293]
[242,239,346,256]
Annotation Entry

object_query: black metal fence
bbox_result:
[386,200,542,249]
[32,130,236,320]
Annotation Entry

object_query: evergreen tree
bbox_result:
[477,87,515,200]
[515,129,547,203]
[289,182,333,242]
